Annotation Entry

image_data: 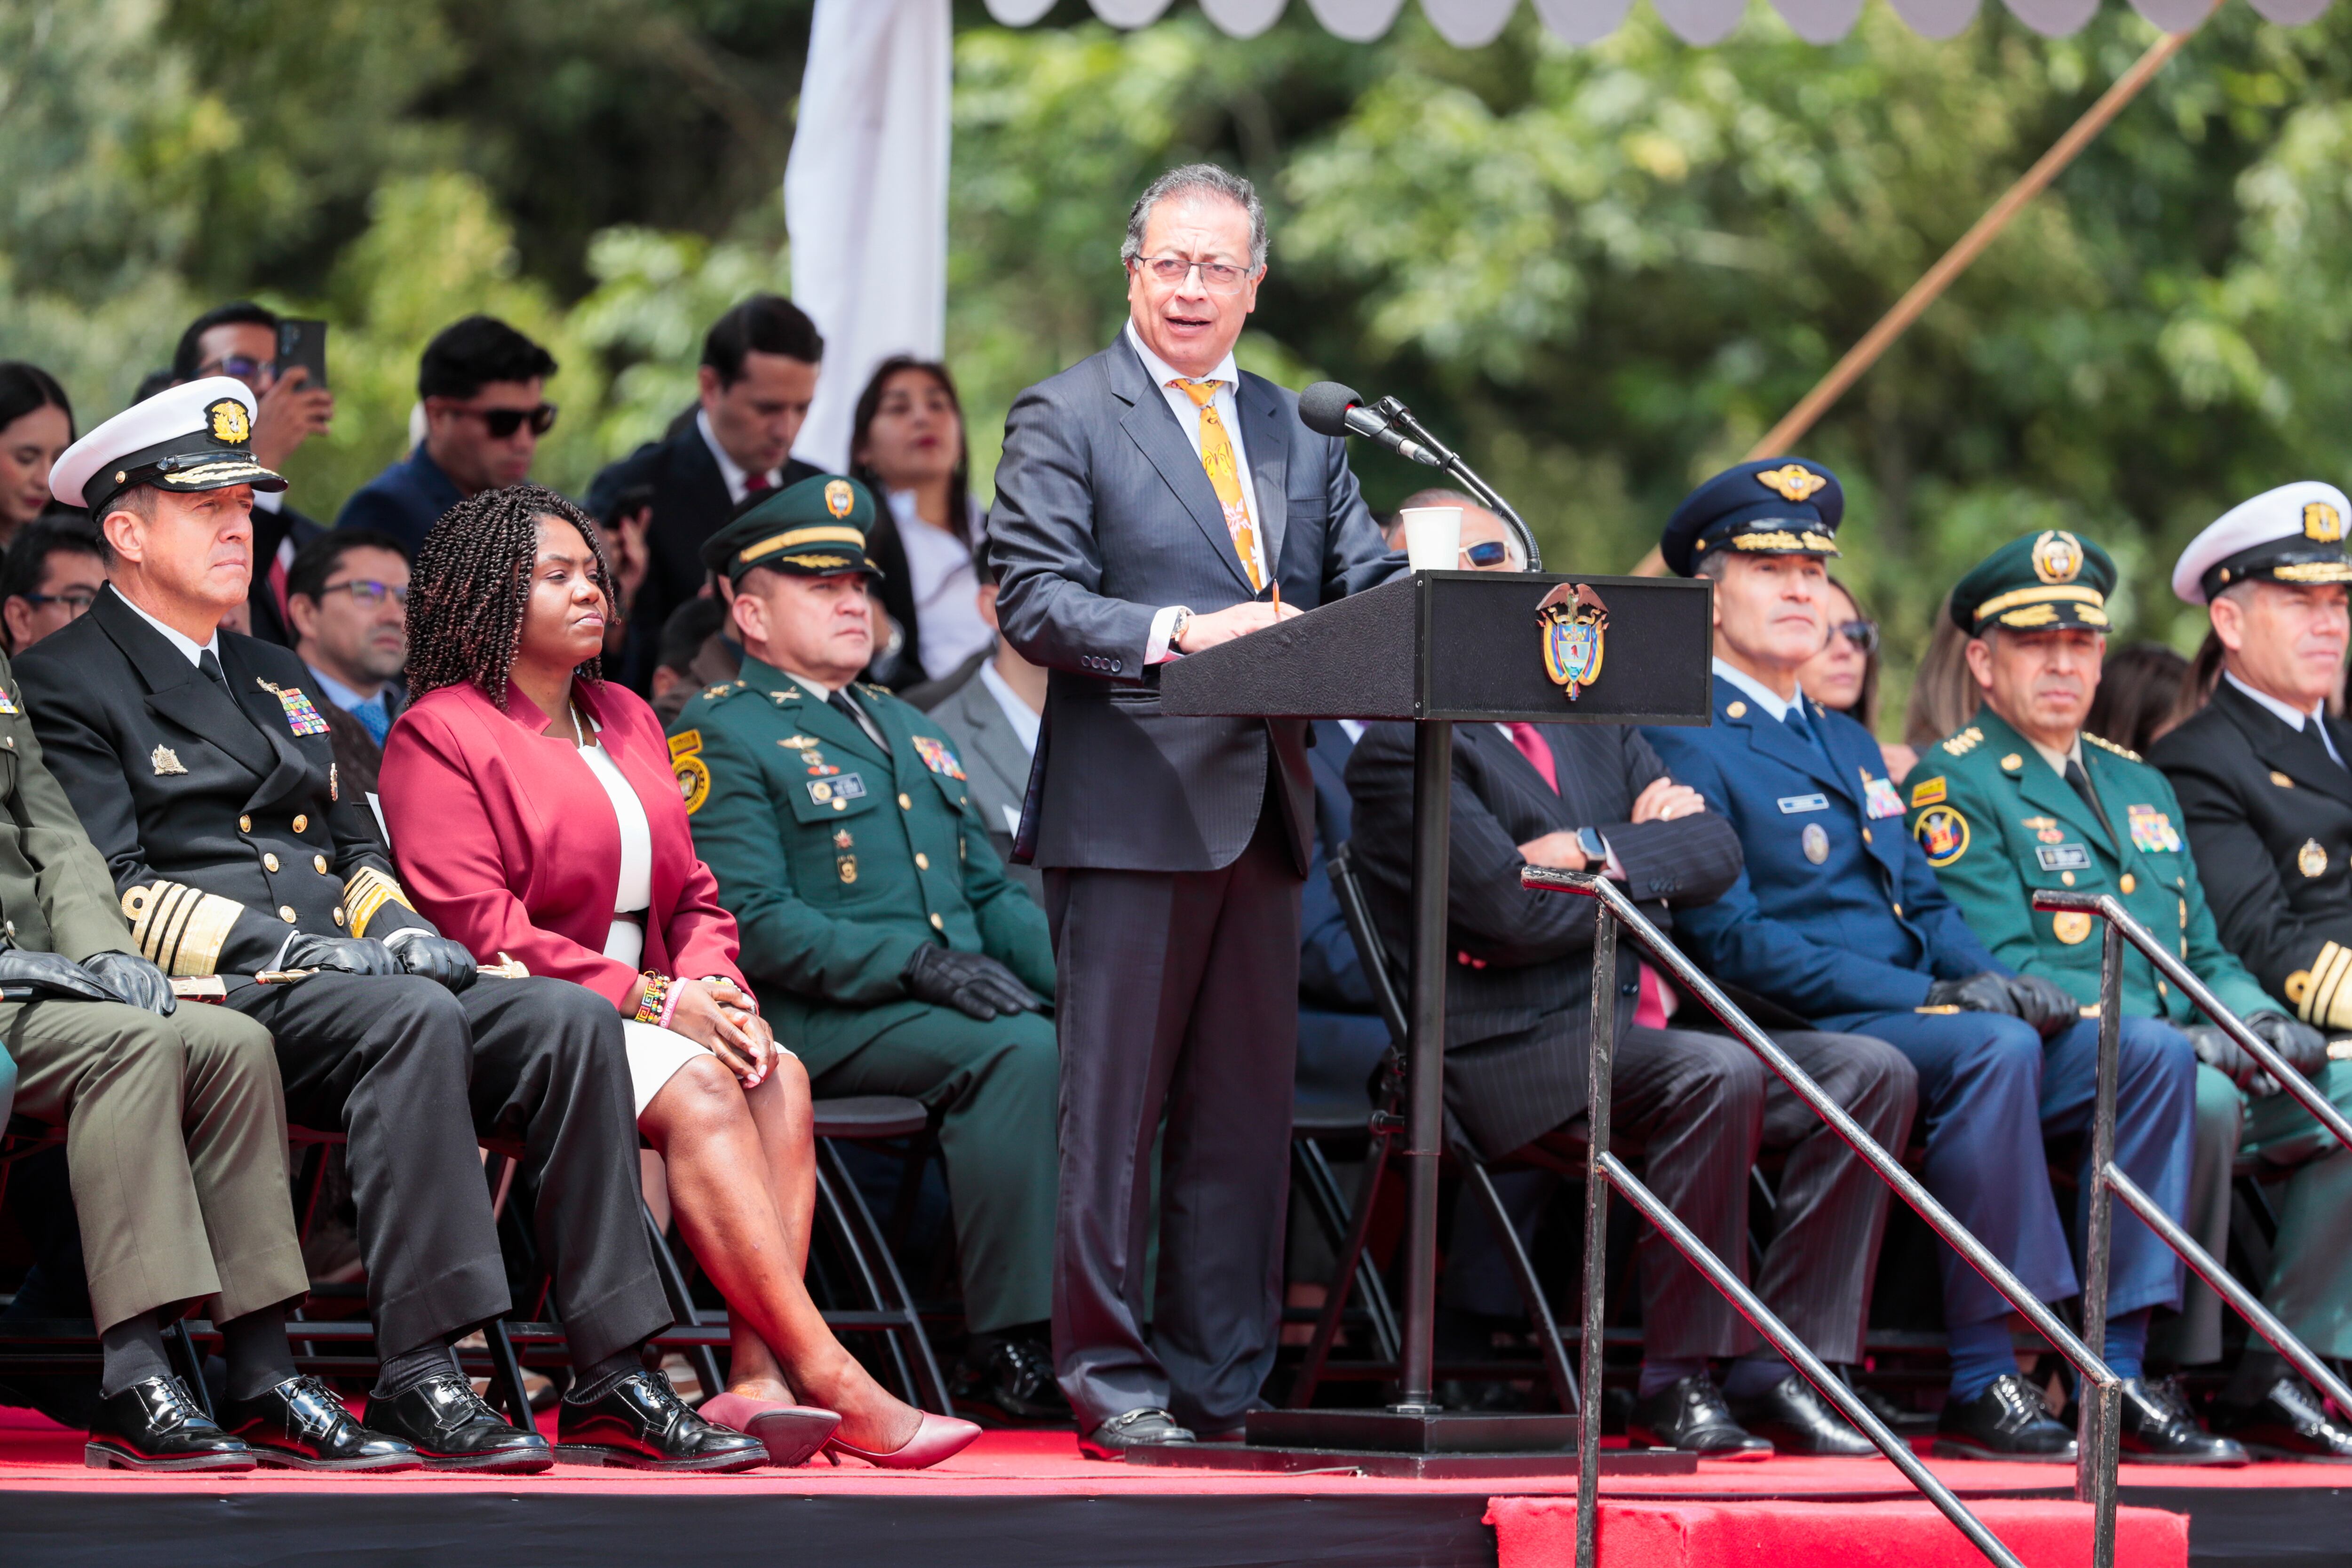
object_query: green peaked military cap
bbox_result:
[1949,529,2116,636]
[699,472,883,583]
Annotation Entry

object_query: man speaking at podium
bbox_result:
[989,164,1398,1456]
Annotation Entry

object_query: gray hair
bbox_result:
[1121,163,1268,272]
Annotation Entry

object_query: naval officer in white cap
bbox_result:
[2147,480,2352,1458]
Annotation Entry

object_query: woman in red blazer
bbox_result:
[381,486,974,1469]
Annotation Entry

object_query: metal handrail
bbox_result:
[1529,868,2121,1568]
[2034,889,2352,1422]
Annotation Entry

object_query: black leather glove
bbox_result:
[903,945,1041,1022]
[278,932,401,977]
[2002,973,2080,1038]
[2185,1024,2269,1094]
[1924,972,2020,1016]
[0,947,121,1005]
[2248,1012,2328,1087]
[390,933,479,995]
[82,950,175,1016]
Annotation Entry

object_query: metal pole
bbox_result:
[2075,920,2123,1568]
[1602,1154,2027,1568]
[2104,1163,2352,1417]
[1575,906,1618,1568]
[1394,718,1454,1414]
[1529,868,2118,1388]
[2032,892,2352,1154]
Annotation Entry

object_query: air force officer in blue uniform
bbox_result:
[1640,461,2198,1465]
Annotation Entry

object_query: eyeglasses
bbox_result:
[1132,255,1255,293]
[457,403,558,439]
[20,589,97,615]
[319,579,410,608]
[197,355,269,382]
[1831,618,1880,655]
[1459,540,1512,567]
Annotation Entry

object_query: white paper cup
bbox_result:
[1399,507,1463,572]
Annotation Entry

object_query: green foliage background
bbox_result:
[8,0,2352,727]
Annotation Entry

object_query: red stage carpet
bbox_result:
[2,1406,2344,1565]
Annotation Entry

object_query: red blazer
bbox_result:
[379,677,745,1011]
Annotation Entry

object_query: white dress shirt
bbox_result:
[978,660,1041,756]
[698,408,779,505]
[1124,320,1263,665]
[1712,657,1805,724]
[2226,671,2347,767]
[887,488,995,680]
[118,591,221,667]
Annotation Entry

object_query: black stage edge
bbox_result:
[1126,1444,1694,1479]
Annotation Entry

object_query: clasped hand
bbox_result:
[1517,777,1707,873]
[0,947,175,1015]
[665,977,774,1088]
[1925,971,2079,1036]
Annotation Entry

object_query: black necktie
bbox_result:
[829,687,885,752]
[198,650,227,686]
[2064,756,2118,848]
[1782,703,1818,754]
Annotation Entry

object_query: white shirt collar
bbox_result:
[697,408,777,506]
[114,586,221,668]
[2026,732,2085,780]
[1124,318,1239,394]
[1712,656,1803,724]
[307,663,385,713]
[786,669,838,701]
[978,660,1041,755]
[2225,670,2324,733]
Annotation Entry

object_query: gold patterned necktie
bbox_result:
[1174,379,1262,590]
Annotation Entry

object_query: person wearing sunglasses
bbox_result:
[1391,487,1526,572]
[1796,576,1917,783]
[0,517,106,654]
[335,316,560,558]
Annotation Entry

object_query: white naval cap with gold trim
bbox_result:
[49,375,288,517]
[2171,480,2352,606]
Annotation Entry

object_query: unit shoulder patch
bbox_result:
[2084,732,2142,763]
[1909,776,1947,808]
[1914,804,1970,867]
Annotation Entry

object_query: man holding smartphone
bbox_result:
[170,302,335,651]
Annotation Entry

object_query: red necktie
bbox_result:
[743,472,775,498]
[1510,722,1671,1027]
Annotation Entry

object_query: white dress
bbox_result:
[578,735,709,1119]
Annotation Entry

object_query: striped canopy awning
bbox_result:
[980,0,2327,47]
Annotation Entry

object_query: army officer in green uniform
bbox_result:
[1907,530,2341,1460]
[670,476,1063,1411]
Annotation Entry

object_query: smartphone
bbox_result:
[276,318,329,391]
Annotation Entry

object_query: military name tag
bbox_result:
[2035,844,2092,872]
[1862,773,1905,820]
[1779,794,1829,814]
[807,773,868,806]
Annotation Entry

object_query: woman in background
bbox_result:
[0,364,75,545]
[1903,588,1982,755]
[1799,576,1917,781]
[381,485,977,1470]
[2086,643,2190,755]
[851,358,993,690]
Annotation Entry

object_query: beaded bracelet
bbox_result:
[656,977,682,1032]
[634,971,672,1026]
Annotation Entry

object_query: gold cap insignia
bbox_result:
[206,398,251,446]
[2307,502,2344,543]
[150,745,187,776]
[2032,530,2084,584]
[825,479,855,518]
[1754,464,1828,504]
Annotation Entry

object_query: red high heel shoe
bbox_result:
[821,1411,981,1470]
[696,1392,841,1468]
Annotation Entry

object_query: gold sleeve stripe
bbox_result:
[2297,940,2352,1031]
[343,867,414,939]
[121,881,242,978]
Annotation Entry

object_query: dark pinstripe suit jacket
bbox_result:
[1345,720,1743,1155]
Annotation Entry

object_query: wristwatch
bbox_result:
[1168,606,1195,652]
[1575,827,1608,863]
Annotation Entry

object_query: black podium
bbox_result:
[1138,569,1714,1476]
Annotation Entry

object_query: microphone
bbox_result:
[1298,382,1443,467]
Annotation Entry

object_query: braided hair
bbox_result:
[406,483,612,706]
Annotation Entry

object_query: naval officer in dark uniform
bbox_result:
[2149,482,2352,1457]
[23,383,762,1474]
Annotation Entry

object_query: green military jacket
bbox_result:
[667,654,1055,1039]
[1904,706,2272,1024]
[0,648,142,963]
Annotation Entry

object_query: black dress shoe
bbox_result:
[1078,1407,1195,1460]
[1851,1380,1937,1436]
[2083,1377,2247,1467]
[1629,1374,1773,1459]
[84,1376,255,1472]
[1931,1372,2075,1463]
[365,1372,553,1473]
[1728,1373,1879,1457]
[220,1376,421,1472]
[2210,1377,2352,1462]
[956,1336,1069,1422]
[555,1370,768,1472]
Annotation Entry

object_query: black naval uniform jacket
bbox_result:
[18,585,434,977]
[2149,677,2352,1030]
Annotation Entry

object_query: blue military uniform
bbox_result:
[1642,462,2195,1455]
